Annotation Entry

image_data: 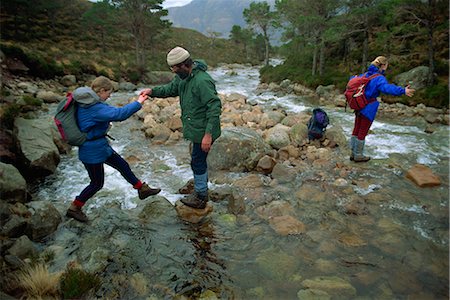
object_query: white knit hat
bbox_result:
[167,46,190,66]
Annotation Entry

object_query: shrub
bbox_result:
[59,266,100,299]
[15,264,61,300]
[23,95,43,106]
[1,103,21,129]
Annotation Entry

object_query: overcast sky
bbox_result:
[162,0,192,8]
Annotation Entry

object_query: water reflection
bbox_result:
[176,220,232,299]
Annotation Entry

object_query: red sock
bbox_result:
[73,199,85,207]
[133,180,143,189]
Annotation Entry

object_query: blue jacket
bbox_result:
[74,87,142,164]
[359,64,406,121]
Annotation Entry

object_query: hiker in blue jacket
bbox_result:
[66,76,161,222]
[350,56,415,162]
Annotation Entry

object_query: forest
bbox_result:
[1,0,448,107]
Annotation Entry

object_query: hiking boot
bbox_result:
[66,207,88,223]
[354,139,371,163]
[138,183,161,199]
[181,192,208,209]
[178,178,195,194]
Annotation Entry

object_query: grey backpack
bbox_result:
[54,93,87,146]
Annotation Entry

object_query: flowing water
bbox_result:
[36,63,449,299]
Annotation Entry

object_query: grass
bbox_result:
[59,264,100,299]
[15,264,61,300]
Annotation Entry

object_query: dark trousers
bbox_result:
[191,142,208,175]
[352,112,373,140]
[75,151,139,206]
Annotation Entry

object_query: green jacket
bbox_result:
[152,60,222,143]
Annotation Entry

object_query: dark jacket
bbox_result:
[151,60,222,143]
[74,87,142,163]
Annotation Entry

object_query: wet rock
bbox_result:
[255,247,299,281]
[175,201,213,224]
[405,164,441,187]
[178,178,194,194]
[338,234,367,247]
[297,288,331,300]
[268,215,306,236]
[256,200,295,220]
[301,276,356,297]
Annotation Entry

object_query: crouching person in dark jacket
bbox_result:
[66,76,161,222]
[140,46,221,209]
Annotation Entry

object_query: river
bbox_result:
[36,63,449,299]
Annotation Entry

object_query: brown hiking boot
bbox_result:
[181,192,208,209]
[66,207,88,223]
[138,182,161,199]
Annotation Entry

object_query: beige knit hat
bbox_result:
[167,46,190,66]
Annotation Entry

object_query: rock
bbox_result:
[256,155,276,174]
[405,164,441,187]
[265,124,290,149]
[118,81,136,91]
[0,162,28,204]
[175,201,213,223]
[301,276,356,297]
[297,288,331,300]
[2,215,28,238]
[394,66,432,90]
[60,75,77,86]
[271,163,297,183]
[255,247,299,281]
[208,127,271,172]
[8,235,38,259]
[269,215,306,236]
[256,200,295,220]
[289,123,308,146]
[26,201,62,241]
[36,90,64,103]
[14,117,60,179]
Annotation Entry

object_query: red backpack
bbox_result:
[344,73,380,110]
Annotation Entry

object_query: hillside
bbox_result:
[167,0,276,38]
[0,0,253,83]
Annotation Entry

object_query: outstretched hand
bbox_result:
[405,85,415,97]
[140,88,152,96]
[138,94,148,104]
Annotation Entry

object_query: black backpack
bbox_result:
[307,108,329,140]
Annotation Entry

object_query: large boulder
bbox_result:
[208,127,271,172]
[394,66,433,90]
[14,117,60,179]
[26,201,62,241]
[0,162,27,203]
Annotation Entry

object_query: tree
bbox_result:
[82,1,117,52]
[110,0,170,75]
[229,25,253,60]
[394,0,448,86]
[243,1,276,66]
[341,0,384,72]
[276,0,342,76]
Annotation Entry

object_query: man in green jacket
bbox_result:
[141,46,222,209]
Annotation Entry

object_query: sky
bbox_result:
[162,0,192,8]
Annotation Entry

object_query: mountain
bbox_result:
[167,0,276,39]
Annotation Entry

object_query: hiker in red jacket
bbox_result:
[350,56,415,162]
